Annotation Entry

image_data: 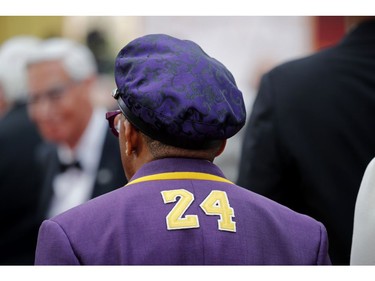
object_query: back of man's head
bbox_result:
[345,16,375,32]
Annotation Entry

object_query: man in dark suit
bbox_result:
[237,17,375,265]
[0,36,43,264]
[34,34,330,265]
[26,38,126,221]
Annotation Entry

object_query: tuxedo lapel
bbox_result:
[35,143,60,220]
[91,130,127,198]
[36,131,126,220]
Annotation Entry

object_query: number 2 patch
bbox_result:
[161,189,236,232]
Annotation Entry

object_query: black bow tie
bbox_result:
[58,160,82,173]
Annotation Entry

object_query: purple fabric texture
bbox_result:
[114,34,246,148]
[35,158,331,265]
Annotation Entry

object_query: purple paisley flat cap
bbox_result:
[113,34,246,149]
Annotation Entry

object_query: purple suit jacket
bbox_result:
[35,158,331,265]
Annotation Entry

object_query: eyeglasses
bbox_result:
[27,82,78,106]
[106,110,122,137]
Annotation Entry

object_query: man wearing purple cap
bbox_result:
[35,34,331,265]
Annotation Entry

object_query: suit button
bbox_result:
[97,168,112,185]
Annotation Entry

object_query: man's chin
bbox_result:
[40,131,64,145]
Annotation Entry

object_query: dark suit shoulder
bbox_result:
[0,104,40,141]
[267,46,338,82]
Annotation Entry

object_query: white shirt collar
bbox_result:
[50,107,110,218]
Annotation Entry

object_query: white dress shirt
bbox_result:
[47,107,108,218]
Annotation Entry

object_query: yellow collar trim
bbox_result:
[126,172,233,186]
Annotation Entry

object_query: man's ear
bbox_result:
[124,119,139,156]
[215,140,227,157]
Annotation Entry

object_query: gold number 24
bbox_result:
[161,189,236,232]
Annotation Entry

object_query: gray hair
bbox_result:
[0,36,41,103]
[27,37,97,82]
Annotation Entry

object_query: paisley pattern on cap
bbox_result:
[114,34,246,148]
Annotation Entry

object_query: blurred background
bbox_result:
[0,16,346,181]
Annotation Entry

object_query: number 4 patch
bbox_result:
[161,189,236,232]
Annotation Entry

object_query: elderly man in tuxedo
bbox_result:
[26,38,126,221]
